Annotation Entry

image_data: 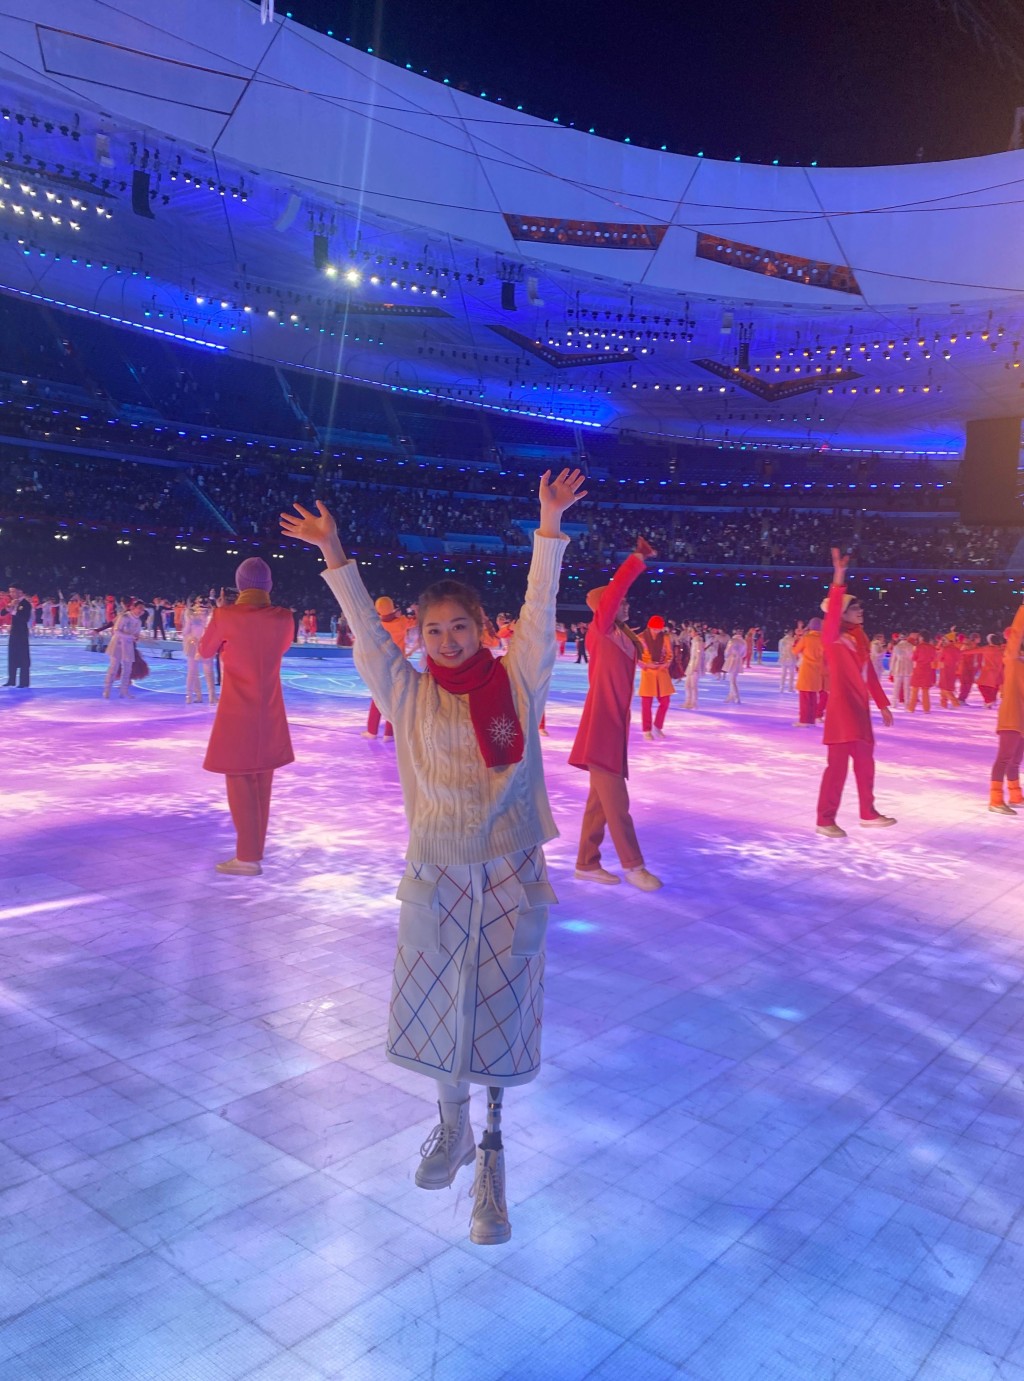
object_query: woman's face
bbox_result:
[422,599,482,665]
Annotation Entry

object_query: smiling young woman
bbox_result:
[281,468,585,1246]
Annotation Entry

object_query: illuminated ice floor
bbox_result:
[3,637,1024,1381]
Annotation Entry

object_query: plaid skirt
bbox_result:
[387,845,555,1087]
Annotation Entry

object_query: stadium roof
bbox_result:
[1,0,1023,456]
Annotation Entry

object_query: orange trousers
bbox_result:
[225,770,274,863]
[576,767,643,872]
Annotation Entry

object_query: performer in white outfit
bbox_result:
[778,630,797,693]
[870,635,886,681]
[282,467,585,1248]
[103,600,143,698]
[724,630,747,703]
[684,627,704,709]
[890,634,913,708]
[182,599,218,704]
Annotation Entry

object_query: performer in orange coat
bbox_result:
[638,615,674,739]
[364,597,414,739]
[816,549,896,838]
[937,636,962,710]
[793,618,825,726]
[988,602,1024,813]
[570,538,661,889]
[199,558,295,875]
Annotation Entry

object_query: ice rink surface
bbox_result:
[2,638,1024,1380]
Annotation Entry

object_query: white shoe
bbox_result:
[361,730,377,739]
[860,815,897,828]
[652,727,666,739]
[573,866,620,885]
[816,824,847,839]
[624,866,662,891]
[416,1101,476,1189]
[215,858,262,875]
[989,803,1017,816]
[469,1147,511,1245]
[642,730,653,740]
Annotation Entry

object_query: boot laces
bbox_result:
[419,1118,460,1161]
[472,1153,504,1213]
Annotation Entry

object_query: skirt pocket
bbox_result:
[395,873,441,954]
[510,879,557,956]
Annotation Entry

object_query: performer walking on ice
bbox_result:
[816,548,896,838]
[638,615,674,739]
[283,469,585,1247]
[988,600,1024,814]
[199,559,295,876]
[570,538,662,890]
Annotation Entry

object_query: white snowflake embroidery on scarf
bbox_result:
[489,714,519,748]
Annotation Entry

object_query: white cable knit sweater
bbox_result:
[322,533,568,865]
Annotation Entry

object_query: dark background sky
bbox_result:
[277,0,1024,166]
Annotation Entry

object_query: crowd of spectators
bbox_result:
[4,445,1016,573]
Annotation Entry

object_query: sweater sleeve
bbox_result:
[593,552,646,636]
[504,533,569,696]
[321,562,419,722]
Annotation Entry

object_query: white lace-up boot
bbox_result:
[469,1146,511,1245]
[415,1100,475,1190]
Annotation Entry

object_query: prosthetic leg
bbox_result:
[470,1086,510,1245]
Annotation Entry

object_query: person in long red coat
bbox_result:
[816,548,896,839]
[569,537,661,889]
[199,557,295,876]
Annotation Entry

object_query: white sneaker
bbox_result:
[360,730,377,739]
[215,858,262,875]
[624,866,662,891]
[573,866,620,885]
[860,816,897,828]
[469,1147,511,1245]
[989,803,1017,816]
[816,824,847,839]
[642,730,653,740]
[653,727,666,739]
[415,1101,475,1189]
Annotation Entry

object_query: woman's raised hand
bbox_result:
[280,501,338,548]
[831,546,851,583]
[539,467,587,515]
[635,535,657,560]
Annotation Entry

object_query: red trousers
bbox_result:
[979,684,999,705]
[992,730,1024,783]
[577,767,643,871]
[798,689,826,724]
[959,673,975,703]
[640,695,670,731]
[816,741,877,826]
[367,701,393,738]
[226,770,274,862]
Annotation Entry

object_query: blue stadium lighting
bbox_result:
[0,284,225,351]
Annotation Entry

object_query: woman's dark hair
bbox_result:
[417,578,484,632]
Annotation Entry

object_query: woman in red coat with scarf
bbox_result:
[816,549,896,838]
[200,558,295,875]
[570,537,661,889]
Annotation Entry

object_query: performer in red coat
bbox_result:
[816,548,896,838]
[200,558,295,876]
[569,538,661,889]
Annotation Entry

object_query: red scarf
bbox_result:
[426,648,525,769]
